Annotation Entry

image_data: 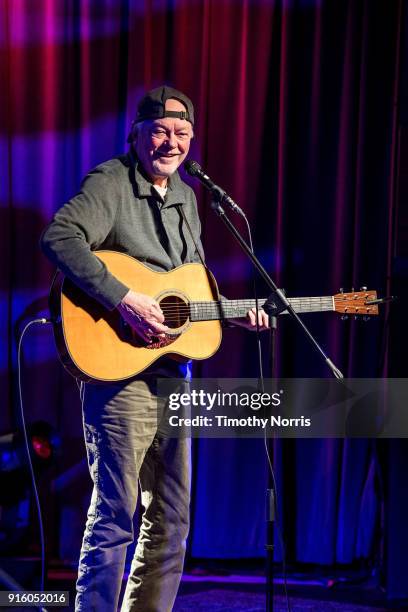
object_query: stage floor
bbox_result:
[1,559,406,611]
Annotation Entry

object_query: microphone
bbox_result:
[184,160,244,216]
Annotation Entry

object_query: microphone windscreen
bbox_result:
[184,160,201,176]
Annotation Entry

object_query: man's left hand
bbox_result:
[231,307,270,331]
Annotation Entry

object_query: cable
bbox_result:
[242,216,292,612]
[17,317,52,607]
[243,215,264,380]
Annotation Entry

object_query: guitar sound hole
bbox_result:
[159,295,189,330]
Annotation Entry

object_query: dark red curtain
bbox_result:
[1,0,406,597]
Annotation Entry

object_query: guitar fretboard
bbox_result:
[189,297,334,322]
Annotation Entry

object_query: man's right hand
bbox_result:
[117,290,170,343]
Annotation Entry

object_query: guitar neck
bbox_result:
[189,297,334,322]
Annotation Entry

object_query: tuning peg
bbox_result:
[351,287,355,293]
[339,288,344,293]
[341,315,349,321]
[363,316,370,322]
[360,286,367,291]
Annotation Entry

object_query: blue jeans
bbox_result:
[75,377,191,611]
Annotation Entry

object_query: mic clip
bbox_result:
[211,185,245,217]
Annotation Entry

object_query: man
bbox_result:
[41,86,268,611]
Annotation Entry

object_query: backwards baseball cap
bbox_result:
[134,85,194,125]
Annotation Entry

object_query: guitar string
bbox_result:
[159,297,334,305]
[159,301,337,316]
[156,300,370,322]
[158,298,335,311]
[158,298,365,310]
[157,294,369,303]
[157,295,368,313]
[158,297,346,307]
[158,300,347,309]
[159,305,336,316]
[159,307,336,315]
[143,306,370,324]
[158,304,336,321]
[159,302,336,310]
[159,306,335,316]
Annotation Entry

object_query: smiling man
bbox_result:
[41,85,267,612]
[42,86,204,612]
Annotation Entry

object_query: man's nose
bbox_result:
[166,131,178,148]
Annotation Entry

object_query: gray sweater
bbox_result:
[41,152,204,310]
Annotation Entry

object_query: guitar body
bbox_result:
[50,252,222,382]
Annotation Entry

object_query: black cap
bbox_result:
[135,85,194,125]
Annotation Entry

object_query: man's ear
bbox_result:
[127,120,138,144]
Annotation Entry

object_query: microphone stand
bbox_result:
[265,314,277,612]
[207,196,344,612]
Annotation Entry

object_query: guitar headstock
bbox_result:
[334,289,379,316]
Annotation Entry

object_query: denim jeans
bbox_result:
[75,376,191,612]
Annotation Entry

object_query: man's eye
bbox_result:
[176,133,189,139]
[152,129,166,136]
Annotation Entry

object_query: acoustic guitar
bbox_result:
[49,251,379,382]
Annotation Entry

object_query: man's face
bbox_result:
[133,98,193,184]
